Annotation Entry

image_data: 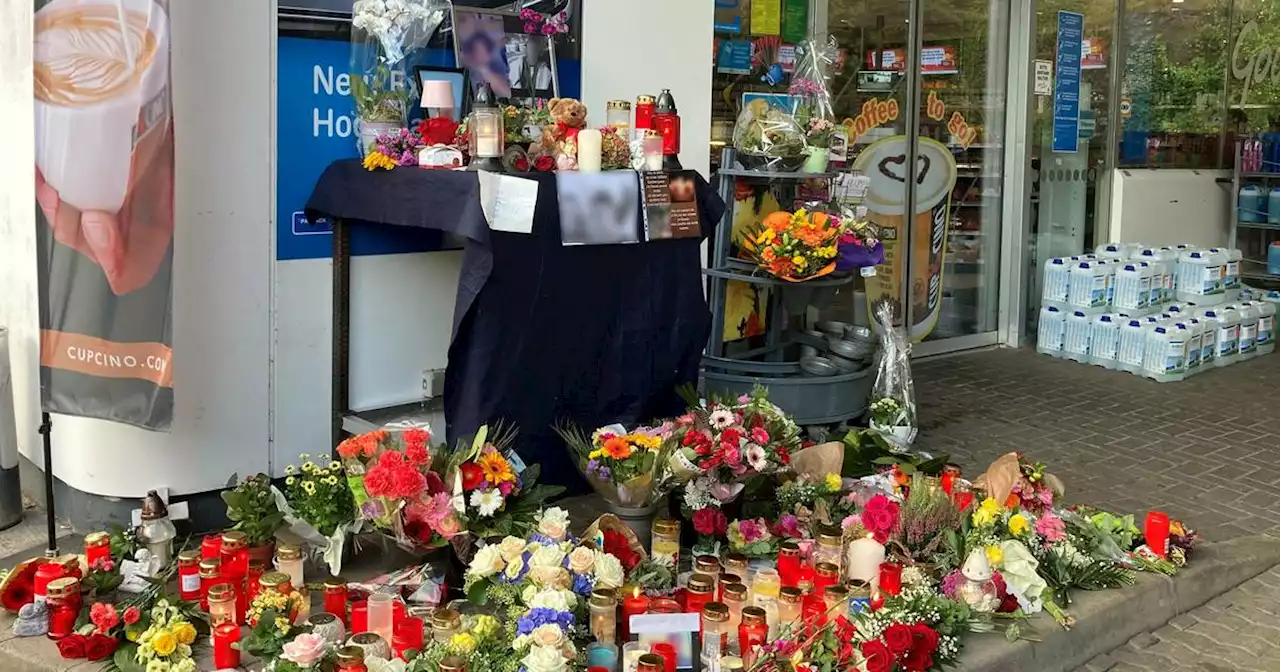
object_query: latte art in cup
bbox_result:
[34,5,158,107]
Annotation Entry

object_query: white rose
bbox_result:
[503,554,528,582]
[592,551,625,590]
[538,520,568,542]
[468,545,504,579]
[527,588,575,613]
[530,624,565,649]
[499,537,528,562]
[567,546,596,575]
[529,565,569,588]
[530,544,567,570]
[523,645,568,672]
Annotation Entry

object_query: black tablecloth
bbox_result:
[307,160,725,492]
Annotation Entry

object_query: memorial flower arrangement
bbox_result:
[600,127,632,170]
[121,599,200,672]
[283,454,355,538]
[441,425,564,541]
[362,127,421,170]
[742,209,847,281]
[222,473,287,549]
[726,517,778,557]
[410,614,520,672]
[557,421,692,508]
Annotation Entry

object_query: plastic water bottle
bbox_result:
[1133,249,1168,305]
[1090,314,1121,369]
[1069,262,1108,310]
[1222,248,1243,295]
[1096,242,1127,260]
[1256,300,1276,355]
[1191,317,1216,368]
[1037,306,1066,357]
[1200,306,1240,367]
[1269,242,1280,276]
[1118,319,1147,374]
[1143,326,1187,382]
[1113,264,1148,311]
[1041,258,1070,307]
[1177,320,1203,374]
[1177,251,1223,303]
[1235,302,1260,360]
[1240,185,1265,223]
[1064,310,1093,363]
[1268,188,1280,224]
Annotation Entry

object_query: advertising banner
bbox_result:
[34,0,175,430]
[1053,11,1084,153]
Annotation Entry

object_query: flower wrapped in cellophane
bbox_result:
[555,422,694,508]
[742,208,849,282]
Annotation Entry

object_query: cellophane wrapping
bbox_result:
[349,0,449,122]
[732,99,807,170]
[789,37,838,131]
[870,301,918,450]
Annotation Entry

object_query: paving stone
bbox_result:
[1169,614,1200,630]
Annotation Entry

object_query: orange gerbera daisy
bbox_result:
[603,436,633,460]
[478,452,515,484]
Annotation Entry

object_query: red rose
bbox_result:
[0,579,32,612]
[514,156,530,172]
[910,622,940,655]
[85,633,118,661]
[903,648,934,672]
[460,462,485,491]
[533,155,555,172]
[56,633,87,659]
[692,507,727,536]
[884,623,914,655]
[859,639,893,672]
[417,117,460,146]
[122,606,140,625]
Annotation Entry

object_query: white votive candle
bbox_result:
[846,534,886,583]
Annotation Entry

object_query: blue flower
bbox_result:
[571,573,595,596]
[516,608,575,635]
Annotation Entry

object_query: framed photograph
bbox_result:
[451,5,560,103]
[413,65,469,118]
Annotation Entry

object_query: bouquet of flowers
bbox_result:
[726,517,778,557]
[362,127,421,170]
[440,425,564,543]
[410,614,518,672]
[556,422,692,508]
[337,424,459,552]
[274,453,357,575]
[742,208,847,281]
[732,98,807,170]
[973,452,1064,516]
[834,202,886,272]
[870,300,918,450]
[121,599,201,672]
[600,127,632,170]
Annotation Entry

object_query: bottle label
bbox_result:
[1203,266,1222,294]
[1226,261,1241,287]
[1091,275,1106,307]
[1164,340,1186,373]
[1186,336,1202,368]
[1219,326,1238,355]
[1260,316,1274,344]
[1241,324,1258,352]
[1093,328,1118,360]
[181,574,201,593]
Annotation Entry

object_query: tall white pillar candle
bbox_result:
[577,129,603,172]
[846,534,886,583]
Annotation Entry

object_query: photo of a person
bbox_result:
[669,176,696,203]
[507,34,554,97]
[453,9,512,99]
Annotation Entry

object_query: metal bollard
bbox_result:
[0,328,27,530]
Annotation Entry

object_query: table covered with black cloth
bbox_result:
[306,159,726,492]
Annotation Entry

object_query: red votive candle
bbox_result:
[878,563,902,597]
[940,472,956,495]
[33,562,65,605]
[351,600,368,634]
[84,532,111,568]
[324,576,349,625]
[684,574,715,615]
[201,534,223,560]
[393,599,406,629]
[213,622,241,669]
[651,642,677,672]
[392,616,424,659]
[622,587,649,641]
[1145,511,1171,559]
[778,540,801,587]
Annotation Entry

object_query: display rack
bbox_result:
[703,148,873,426]
[1227,139,1280,286]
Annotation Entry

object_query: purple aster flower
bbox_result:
[597,466,611,480]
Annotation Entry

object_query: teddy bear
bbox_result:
[539,97,588,159]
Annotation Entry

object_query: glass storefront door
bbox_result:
[829,0,1011,353]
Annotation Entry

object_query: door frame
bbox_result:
[998,0,1037,348]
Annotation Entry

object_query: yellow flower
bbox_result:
[793,255,807,268]
[284,464,296,475]
[362,151,397,171]
[1008,513,1030,536]
[325,475,339,486]
[473,615,499,638]
[302,481,317,496]
[303,461,316,472]
[756,228,777,244]
[329,461,342,470]
[275,616,292,635]
[126,628,140,642]
[173,622,196,645]
[588,448,603,460]
[479,452,515,485]
[823,473,842,491]
[152,631,178,657]
[450,632,477,653]
[985,544,1004,568]
[971,497,1002,527]
[286,476,296,486]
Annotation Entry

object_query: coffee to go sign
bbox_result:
[1233,20,1280,106]
[843,97,900,145]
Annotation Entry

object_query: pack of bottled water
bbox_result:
[1036,243,1275,382]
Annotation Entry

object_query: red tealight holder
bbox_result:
[392,616,424,659]
[201,534,223,560]
[393,600,406,629]
[877,563,902,597]
[213,622,241,669]
[1145,511,1171,559]
[622,588,649,641]
[350,600,369,634]
[940,472,956,495]
[651,642,677,672]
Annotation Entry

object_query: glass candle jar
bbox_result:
[350,601,368,634]
[347,632,391,662]
[878,563,903,597]
[648,597,681,615]
[750,567,780,607]
[439,656,467,672]
[777,541,801,587]
[220,531,249,578]
[694,555,721,580]
[259,572,297,624]
[723,553,749,581]
[823,586,850,623]
[634,95,655,131]
[651,518,680,569]
[54,554,82,580]
[700,602,728,658]
[814,562,840,594]
[207,582,238,626]
[722,581,748,637]
[642,130,664,171]
[336,645,367,672]
[651,642,677,672]
[637,653,665,672]
[84,531,111,568]
[846,580,872,615]
[737,606,768,665]
[606,100,632,131]
[813,526,844,575]
[392,616,424,659]
[717,572,742,602]
[367,593,395,648]
[198,557,222,610]
[247,560,267,603]
[46,577,80,640]
[587,642,619,670]
[621,586,649,641]
[777,587,803,637]
[325,576,349,624]
[589,589,618,644]
[176,550,201,601]
[276,544,305,593]
[431,607,461,643]
[720,655,745,671]
[33,562,65,605]
[202,533,223,560]
[307,612,348,646]
[213,622,242,669]
[684,573,715,615]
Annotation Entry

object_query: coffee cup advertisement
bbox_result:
[851,136,957,343]
[33,0,175,430]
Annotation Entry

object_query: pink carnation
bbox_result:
[1035,512,1066,542]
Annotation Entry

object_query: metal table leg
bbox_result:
[331,218,351,449]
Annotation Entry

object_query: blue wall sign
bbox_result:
[275,36,580,260]
[1052,11,1083,154]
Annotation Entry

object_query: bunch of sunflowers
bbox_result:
[743,208,847,281]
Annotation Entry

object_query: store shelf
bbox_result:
[717,168,835,180]
[703,260,856,288]
[341,400,440,435]
[1239,221,1280,231]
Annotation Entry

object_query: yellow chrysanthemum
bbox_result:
[284,464,296,475]
[478,451,516,484]
[325,475,339,486]
[302,481,316,495]
[329,461,342,470]
[971,496,1002,527]
[275,616,292,635]
[1008,513,1030,536]
[824,473,842,491]
[362,151,397,171]
[793,255,807,268]
[473,615,499,638]
[152,631,177,657]
[303,461,316,472]
[756,228,777,244]
[286,476,296,486]
[985,544,1004,568]
[450,632,477,653]
[173,622,196,645]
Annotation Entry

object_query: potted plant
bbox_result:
[804,117,836,173]
[222,473,285,563]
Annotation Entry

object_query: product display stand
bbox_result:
[703,148,873,425]
[1226,139,1280,285]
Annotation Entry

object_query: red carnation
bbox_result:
[405,441,430,467]
[692,507,727,536]
[533,155,555,172]
[402,427,430,446]
[57,633,87,659]
[884,623,914,656]
[603,529,640,571]
[391,466,427,498]
[363,465,395,498]
[859,639,893,672]
[460,462,485,491]
[85,633,118,661]
[122,606,140,625]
